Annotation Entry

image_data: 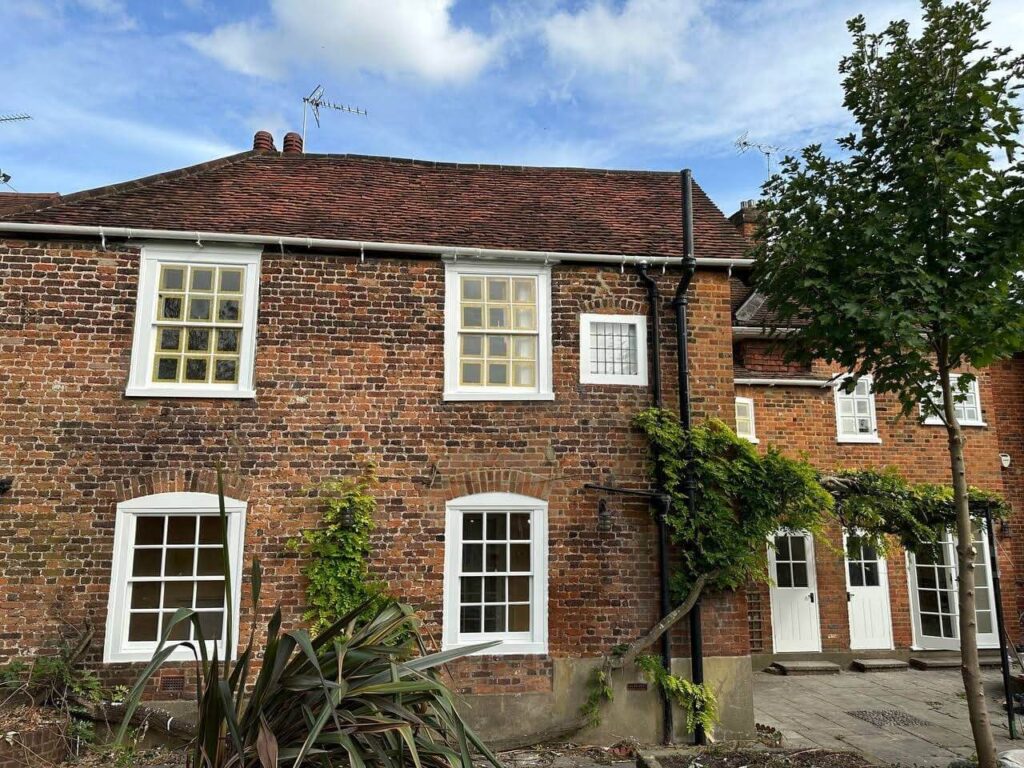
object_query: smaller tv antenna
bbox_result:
[0,113,32,125]
[735,131,788,178]
[301,85,366,149]
[0,169,16,191]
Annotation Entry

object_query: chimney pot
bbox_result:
[282,132,303,155]
[252,131,275,153]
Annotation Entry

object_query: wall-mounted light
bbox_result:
[597,498,612,532]
[0,478,11,496]
[1001,518,1012,538]
[1000,453,1012,469]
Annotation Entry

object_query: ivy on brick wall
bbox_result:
[289,477,391,633]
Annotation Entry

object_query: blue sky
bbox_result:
[2,0,1022,216]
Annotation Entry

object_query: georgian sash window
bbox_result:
[734,397,757,442]
[921,374,985,426]
[126,245,261,398]
[103,492,246,663]
[444,261,553,400]
[443,493,548,654]
[834,376,881,443]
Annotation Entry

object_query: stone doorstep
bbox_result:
[909,654,1005,670]
[851,658,909,672]
[768,660,842,676]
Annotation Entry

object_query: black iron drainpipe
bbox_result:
[637,263,673,744]
[673,169,704,746]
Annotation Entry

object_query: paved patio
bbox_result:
[754,666,1020,766]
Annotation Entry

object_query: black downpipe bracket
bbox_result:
[674,169,704,746]
[638,263,673,744]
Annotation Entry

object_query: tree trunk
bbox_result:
[939,365,997,768]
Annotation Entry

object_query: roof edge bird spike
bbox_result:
[301,85,367,152]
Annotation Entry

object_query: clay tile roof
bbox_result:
[2,150,749,260]
[0,192,61,217]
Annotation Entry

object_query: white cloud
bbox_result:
[188,0,500,84]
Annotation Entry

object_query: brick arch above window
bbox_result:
[116,468,251,504]
[440,468,553,503]
[579,296,646,315]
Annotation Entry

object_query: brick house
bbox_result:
[0,131,1020,745]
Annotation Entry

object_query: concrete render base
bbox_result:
[458,654,755,746]
[752,648,1005,672]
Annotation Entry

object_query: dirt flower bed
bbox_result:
[659,746,878,768]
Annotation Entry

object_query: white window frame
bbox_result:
[126,243,262,399]
[442,492,548,655]
[921,374,986,427]
[834,375,882,444]
[103,491,246,663]
[734,396,758,443]
[579,313,648,386]
[443,260,553,401]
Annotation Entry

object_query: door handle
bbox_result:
[847,591,853,602]
[809,592,815,603]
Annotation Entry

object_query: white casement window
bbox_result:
[443,261,553,401]
[579,313,647,386]
[921,374,985,427]
[104,492,246,663]
[126,244,261,398]
[734,397,758,443]
[834,375,881,443]
[443,493,548,655]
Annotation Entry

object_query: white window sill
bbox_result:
[444,390,555,402]
[837,435,883,444]
[125,387,256,400]
[442,640,548,656]
[104,643,233,664]
[739,436,759,444]
[580,377,648,387]
[922,419,987,428]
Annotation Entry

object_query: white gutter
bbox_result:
[0,222,754,269]
[734,377,831,388]
[731,326,797,338]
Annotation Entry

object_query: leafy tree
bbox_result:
[753,2,1024,762]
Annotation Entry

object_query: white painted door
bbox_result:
[845,532,893,650]
[908,521,998,650]
[769,531,821,653]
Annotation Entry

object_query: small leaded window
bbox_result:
[922,375,984,426]
[579,313,647,386]
[735,397,757,442]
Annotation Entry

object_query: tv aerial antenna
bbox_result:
[0,114,32,190]
[301,85,366,149]
[735,131,789,178]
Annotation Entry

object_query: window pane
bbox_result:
[863,562,879,587]
[941,615,955,637]
[513,307,535,330]
[462,544,483,572]
[219,269,242,293]
[165,613,190,641]
[512,362,535,387]
[196,548,222,576]
[135,517,164,546]
[164,581,194,609]
[460,605,481,633]
[488,307,507,329]
[132,549,162,577]
[791,563,808,588]
[187,328,211,352]
[155,357,179,382]
[977,611,993,634]
[509,604,530,632]
[216,328,239,353]
[165,550,194,577]
[483,605,506,632]
[460,577,482,603]
[161,267,185,290]
[463,514,483,540]
[848,563,863,587]
[188,297,211,321]
[512,337,535,360]
[461,362,482,385]
[218,299,240,322]
[130,582,161,610]
[486,513,506,540]
[921,613,941,636]
[462,306,483,328]
[487,278,508,302]
[185,357,208,382]
[159,328,182,351]
[485,544,507,572]
[790,537,806,561]
[198,611,224,640]
[774,536,790,560]
[160,296,183,320]
[510,543,530,571]
[488,335,508,357]
[167,516,196,545]
[214,359,238,383]
[920,590,939,613]
[191,268,214,291]
[508,576,530,601]
[776,563,792,588]
[487,363,508,386]
[195,580,225,609]
[512,279,534,303]
[461,335,483,357]
[509,514,530,540]
[128,613,159,642]
[198,516,224,545]
[484,576,505,603]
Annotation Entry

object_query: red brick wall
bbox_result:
[0,238,746,697]
[737,349,1018,654]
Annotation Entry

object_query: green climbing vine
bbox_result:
[289,476,391,633]
[635,654,718,736]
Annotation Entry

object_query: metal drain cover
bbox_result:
[848,709,930,728]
